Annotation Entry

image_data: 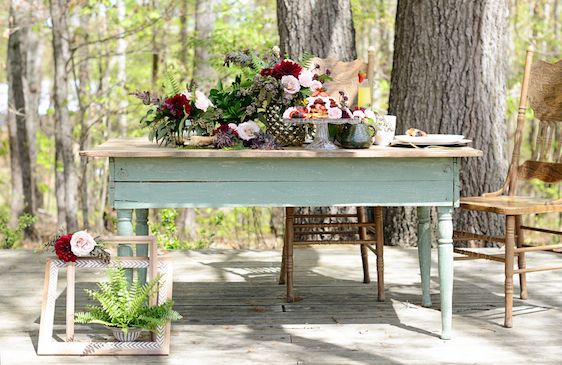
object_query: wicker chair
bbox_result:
[453,46,562,328]
[279,49,385,303]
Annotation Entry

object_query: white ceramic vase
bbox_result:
[374,115,397,146]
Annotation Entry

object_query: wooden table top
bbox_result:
[80,138,483,158]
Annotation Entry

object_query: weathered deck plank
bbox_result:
[1,246,561,364]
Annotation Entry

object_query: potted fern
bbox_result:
[75,266,181,342]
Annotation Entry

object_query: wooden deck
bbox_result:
[1,246,561,364]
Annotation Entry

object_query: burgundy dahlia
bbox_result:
[271,59,302,79]
[55,234,77,262]
[161,93,192,119]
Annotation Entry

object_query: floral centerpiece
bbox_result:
[133,73,216,146]
[45,230,110,263]
[221,47,332,146]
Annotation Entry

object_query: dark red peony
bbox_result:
[212,123,238,137]
[162,93,192,119]
[259,67,274,77]
[271,59,302,79]
[55,234,77,262]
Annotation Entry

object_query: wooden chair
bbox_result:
[279,207,385,303]
[279,49,385,303]
[453,46,562,328]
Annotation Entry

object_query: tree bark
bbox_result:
[50,0,78,232]
[277,0,357,61]
[192,0,217,92]
[386,0,509,246]
[7,0,43,236]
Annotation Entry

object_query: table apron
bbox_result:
[110,157,460,209]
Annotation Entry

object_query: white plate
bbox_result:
[394,134,465,145]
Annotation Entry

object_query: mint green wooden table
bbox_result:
[82,138,482,340]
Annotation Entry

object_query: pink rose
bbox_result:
[236,121,261,141]
[283,107,297,119]
[194,90,213,112]
[281,75,301,94]
[70,231,97,257]
[353,110,366,119]
[298,70,314,88]
[309,80,323,92]
[328,107,343,119]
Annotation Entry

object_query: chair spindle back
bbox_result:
[506,47,562,195]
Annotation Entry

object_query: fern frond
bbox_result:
[76,266,180,332]
[126,274,161,316]
[251,55,266,73]
[298,52,315,69]
[165,70,182,95]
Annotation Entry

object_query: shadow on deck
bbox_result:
[1,246,561,364]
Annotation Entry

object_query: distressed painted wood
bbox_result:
[81,138,481,340]
[112,180,457,209]
[81,138,483,158]
[113,157,457,182]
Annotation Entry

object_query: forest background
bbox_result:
[0,0,560,250]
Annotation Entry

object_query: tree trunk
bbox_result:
[179,0,189,65]
[74,12,91,229]
[50,0,78,232]
[386,0,509,246]
[277,0,357,61]
[151,0,160,90]
[7,0,42,236]
[116,0,128,137]
[277,0,358,237]
[192,0,217,91]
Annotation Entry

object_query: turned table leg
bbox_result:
[117,209,134,283]
[136,209,149,284]
[417,206,432,308]
[286,207,295,302]
[437,206,454,340]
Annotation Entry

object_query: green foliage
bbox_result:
[192,208,274,248]
[0,210,36,249]
[208,76,254,124]
[75,266,182,334]
[150,208,182,249]
[0,138,8,157]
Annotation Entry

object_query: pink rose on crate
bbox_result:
[328,107,343,119]
[281,75,301,94]
[70,230,97,257]
[309,80,323,92]
[298,69,314,88]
